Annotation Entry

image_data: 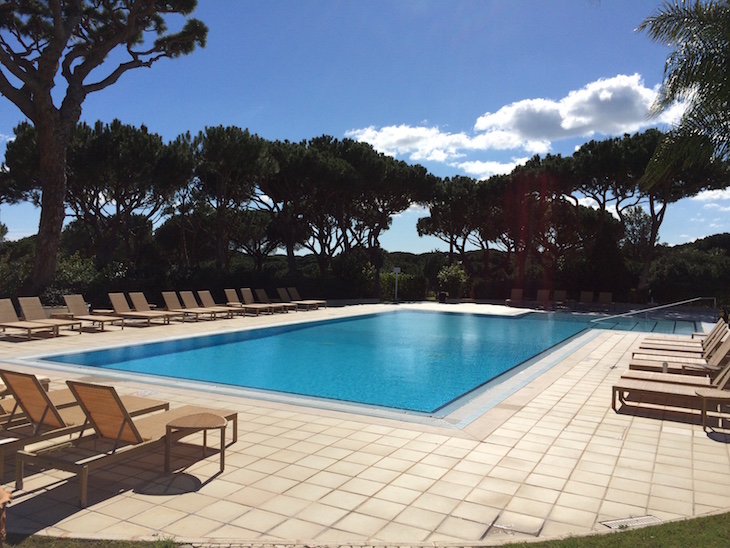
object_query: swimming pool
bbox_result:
[43,310,589,413]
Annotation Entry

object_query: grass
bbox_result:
[4,512,730,547]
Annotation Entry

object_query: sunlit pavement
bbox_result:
[0,302,727,546]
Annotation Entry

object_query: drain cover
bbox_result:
[601,515,661,529]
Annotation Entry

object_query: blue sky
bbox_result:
[1,0,729,252]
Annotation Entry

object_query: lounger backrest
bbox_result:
[712,360,730,390]
[553,290,567,302]
[704,322,728,354]
[579,291,594,303]
[179,291,200,309]
[254,289,271,304]
[286,287,301,301]
[276,288,292,303]
[198,290,217,308]
[66,381,144,444]
[510,288,522,301]
[598,292,613,305]
[240,288,255,305]
[709,337,730,368]
[225,289,240,304]
[129,292,152,312]
[63,294,88,316]
[18,296,47,321]
[0,369,66,428]
[0,299,20,323]
[162,291,183,311]
[536,289,550,303]
[109,293,133,314]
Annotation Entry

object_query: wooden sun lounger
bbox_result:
[240,288,278,314]
[18,297,83,334]
[612,361,730,416]
[108,293,172,326]
[63,294,124,331]
[197,290,247,316]
[255,288,296,312]
[162,291,217,321]
[277,288,319,311]
[638,321,727,355]
[0,370,168,478]
[0,299,59,339]
[224,289,266,316]
[620,369,714,387]
[15,380,237,507]
[629,337,730,373]
[128,292,186,323]
[287,287,326,309]
[179,291,232,319]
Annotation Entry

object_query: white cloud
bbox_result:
[346,74,685,178]
[692,188,730,201]
[474,74,679,142]
[455,158,528,180]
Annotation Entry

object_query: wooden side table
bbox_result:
[165,412,228,473]
[696,388,730,431]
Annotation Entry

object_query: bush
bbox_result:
[380,272,427,301]
[437,263,468,299]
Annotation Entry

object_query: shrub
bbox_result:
[437,262,468,299]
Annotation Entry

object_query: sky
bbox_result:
[1,0,729,253]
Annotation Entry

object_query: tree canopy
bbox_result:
[0,0,207,290]
[639,0,730,185]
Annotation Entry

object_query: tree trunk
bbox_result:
[31,124,69,292]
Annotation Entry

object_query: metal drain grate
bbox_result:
[601,515,662,529]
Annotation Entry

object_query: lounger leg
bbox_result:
[165,430,172,473]
[219,424,225,472]
[14,456,23,491]
[79,467,88,508]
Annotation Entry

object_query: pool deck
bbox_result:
[1,302,728,546]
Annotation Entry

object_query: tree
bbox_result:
[0,1,207,290]
[194,126,272,274]
[639,1,730,184]
[3,120,190,270]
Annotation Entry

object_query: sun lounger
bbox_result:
[224,289,267,315]
[535,289,551,309]
[17,297,83,334]
[255,288,296,312]
[0,299,59,339]
[240,288,279,314]
[0,370,168,478]
[578,291,594,310]
[552,290,567,308]
[108,293,172,326]
[612,362,730,417]
[619,360,730,387]
[197,290,247,316]
[620,369,712,387]
[179,291,232,318]
[162,291,217,321]
[505,288,523,307]
[277,288,318,310]
[629,336,730,374]
[16,380,237,507]
[597,292,614,311]
[287,287,326,309]
[63,294,124,331]
[128,292,186,323]
[640,321,727,355]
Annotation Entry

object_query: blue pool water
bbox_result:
[45,311,589,413]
